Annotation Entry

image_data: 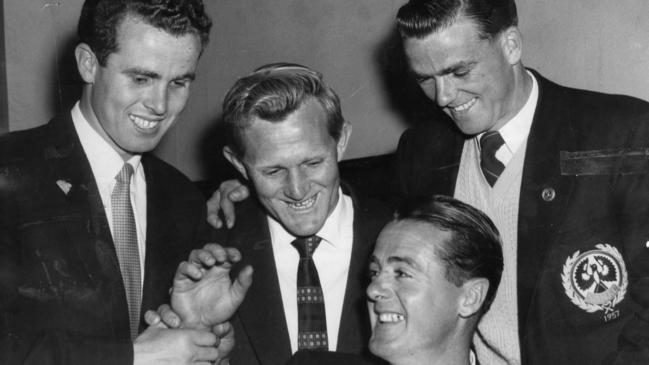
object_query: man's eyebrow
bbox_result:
[123,68,196,81]
[386,255,421,270]
[410,61,476,79]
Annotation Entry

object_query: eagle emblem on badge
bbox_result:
[561,244,627,315]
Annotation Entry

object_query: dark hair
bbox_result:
[222,63,345,158]
[394,195,503,314]
[396,0,518,40]
[78,0,212,66]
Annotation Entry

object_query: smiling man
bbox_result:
[393,0,649,364]
[367,195,503,365]
[0,1,227,364]
[218,63,389,365]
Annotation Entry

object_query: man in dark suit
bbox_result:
[0,1,229,364]
[392,0,649,364]
[209,1,649,364]
[216,63,389,365]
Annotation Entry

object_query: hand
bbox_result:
[133,325,219,365]
[212,321,235,365]
[171,244,253,329]
[144,309,235,364]
[206,179,249,229]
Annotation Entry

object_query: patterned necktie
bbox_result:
[111,163,141,340]
[291,235,328,351]
[480,131,506,186]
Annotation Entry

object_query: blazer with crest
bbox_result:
[393,70,649,365]
[221,193,389,365]
[0,114,207,365]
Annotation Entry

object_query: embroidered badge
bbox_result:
[561,244,627,322]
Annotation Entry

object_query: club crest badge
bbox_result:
[561,244,627,321]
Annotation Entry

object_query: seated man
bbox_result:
[213,63,390,364]
[367,195,503,365]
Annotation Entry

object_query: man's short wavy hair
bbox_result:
[396,0,518,40]
[222,63,345,158]
[394,195,504,315]
[78,0,212,66]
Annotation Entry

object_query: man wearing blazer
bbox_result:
[218,63,389,365]
[0,1,224,364]
[393,0,649,364]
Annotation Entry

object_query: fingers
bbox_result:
[207,190,224,229]
[231,265,254,305]
[189,244,242,266]
[211,321,233,338]
[158,303,182,328]
[191,329,218,347]
[220,180,249,229]
[144,310,166,328]
[175,260,205,282]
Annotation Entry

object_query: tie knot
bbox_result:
[479,131,505,154]
[291,236,322,258]
[116,163,134,184]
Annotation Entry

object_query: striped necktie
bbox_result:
[479,131,506,186]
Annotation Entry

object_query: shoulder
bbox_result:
[142,154,203,200]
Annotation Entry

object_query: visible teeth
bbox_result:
[452,98,477,112]
[288,195,317,210]
[130,115,158,129]
[378,313,405,323]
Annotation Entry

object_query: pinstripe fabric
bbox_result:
[111,163,141,339]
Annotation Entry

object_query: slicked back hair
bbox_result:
[396,0,518,40]
[394,195,503,315]
[222,63,345,158]
[78,0,212,66]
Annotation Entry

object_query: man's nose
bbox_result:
[435,77,457,108]
[144,85,168,115]
[284,169,308,200]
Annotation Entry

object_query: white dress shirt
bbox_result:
[268,188,354,353]
[477,70,539,166]
[71,102,147,287]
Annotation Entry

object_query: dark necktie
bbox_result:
[480,131,506,186]
[111,163,142,340]
[291,235,328,350]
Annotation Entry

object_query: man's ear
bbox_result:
[75,43,98,84]
[336,121,352,162]
[458,278,490,318]
[499,26,523,66]
[223,146,249,180]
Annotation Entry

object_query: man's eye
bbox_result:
[264,169,281,176]
[395,270,411,278]
[307,160,322,167]
[368,269,379,278]
[171,79,190,88]
[132,76,149,84]
[416,76,433,84]
[454,69,470,77]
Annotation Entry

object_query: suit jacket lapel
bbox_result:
[233,202,292,365]
[336,195,378,355]
[45,114,130,336]
[517,70,575,330]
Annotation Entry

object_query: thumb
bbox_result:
[231,265,253,305]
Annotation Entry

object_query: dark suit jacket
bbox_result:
[0,114,207,364]
[393,70,649,364]
[285,350,379,365]
[220,192,389,365]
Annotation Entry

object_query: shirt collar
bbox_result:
[71,101,142,185]
[477,70,539,156]
[267,188,351,249]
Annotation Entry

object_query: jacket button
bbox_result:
[541,187,556,202]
